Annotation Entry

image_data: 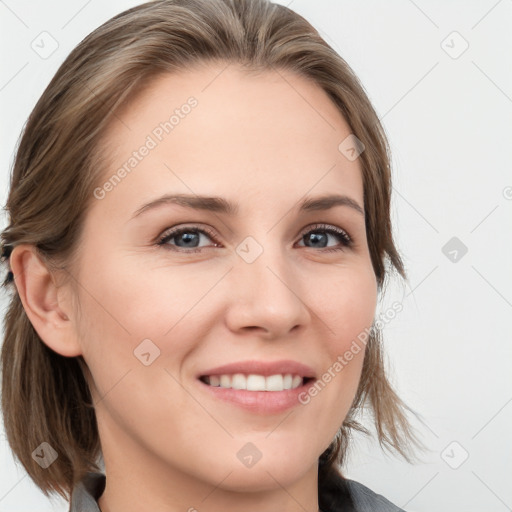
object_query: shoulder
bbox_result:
[69,472,105,512]
[319,466,405,512]
[345,478,405,512]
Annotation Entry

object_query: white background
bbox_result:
[1,1,511,511]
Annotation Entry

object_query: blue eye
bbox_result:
[157,226,219,253]
[297,224,352,252]
[157,223,353,253]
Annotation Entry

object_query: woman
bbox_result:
[1,1,421,511]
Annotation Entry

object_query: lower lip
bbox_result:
[197,378,316,414]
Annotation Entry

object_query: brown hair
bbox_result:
[0,0,421,502]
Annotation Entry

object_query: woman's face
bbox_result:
[71,63,377,491]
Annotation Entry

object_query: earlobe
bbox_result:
[9,244,82,357]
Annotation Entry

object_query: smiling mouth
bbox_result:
[199,373,315,392]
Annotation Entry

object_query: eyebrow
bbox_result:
[130,193,364,219]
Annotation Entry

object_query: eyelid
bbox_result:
[297,223,352,243]
[157,223,221,247]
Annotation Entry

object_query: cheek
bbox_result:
[317,267,375,398]
[78,252,225,337]
[297,264,376,423]
[316,264,377,351]
[74,256,228,391]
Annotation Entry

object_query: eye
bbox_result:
[157,225,220,253]
[296,223,353,252]
[157,223,353,253]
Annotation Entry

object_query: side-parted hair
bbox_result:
[0,0,421,502]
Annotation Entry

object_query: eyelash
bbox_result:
[156,223,353,253]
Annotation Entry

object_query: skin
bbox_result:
[11,63,377,512]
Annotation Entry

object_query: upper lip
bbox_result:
[198,359,316,379]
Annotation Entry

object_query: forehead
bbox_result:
[96,63,364,214]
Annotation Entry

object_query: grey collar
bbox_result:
[69,472,105,512]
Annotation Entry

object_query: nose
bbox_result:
[224,244,311,340]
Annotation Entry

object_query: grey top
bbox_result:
[69,472,405,512]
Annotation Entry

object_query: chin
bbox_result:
[214,460,315,493]
[200,440,319,492]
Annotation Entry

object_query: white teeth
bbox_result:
[204,373,305,391]
[220,374,231,388]
[266,374,283,391]
[246,374,266,391]
[231,373,246,389]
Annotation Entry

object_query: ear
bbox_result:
[9,244,82,357]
